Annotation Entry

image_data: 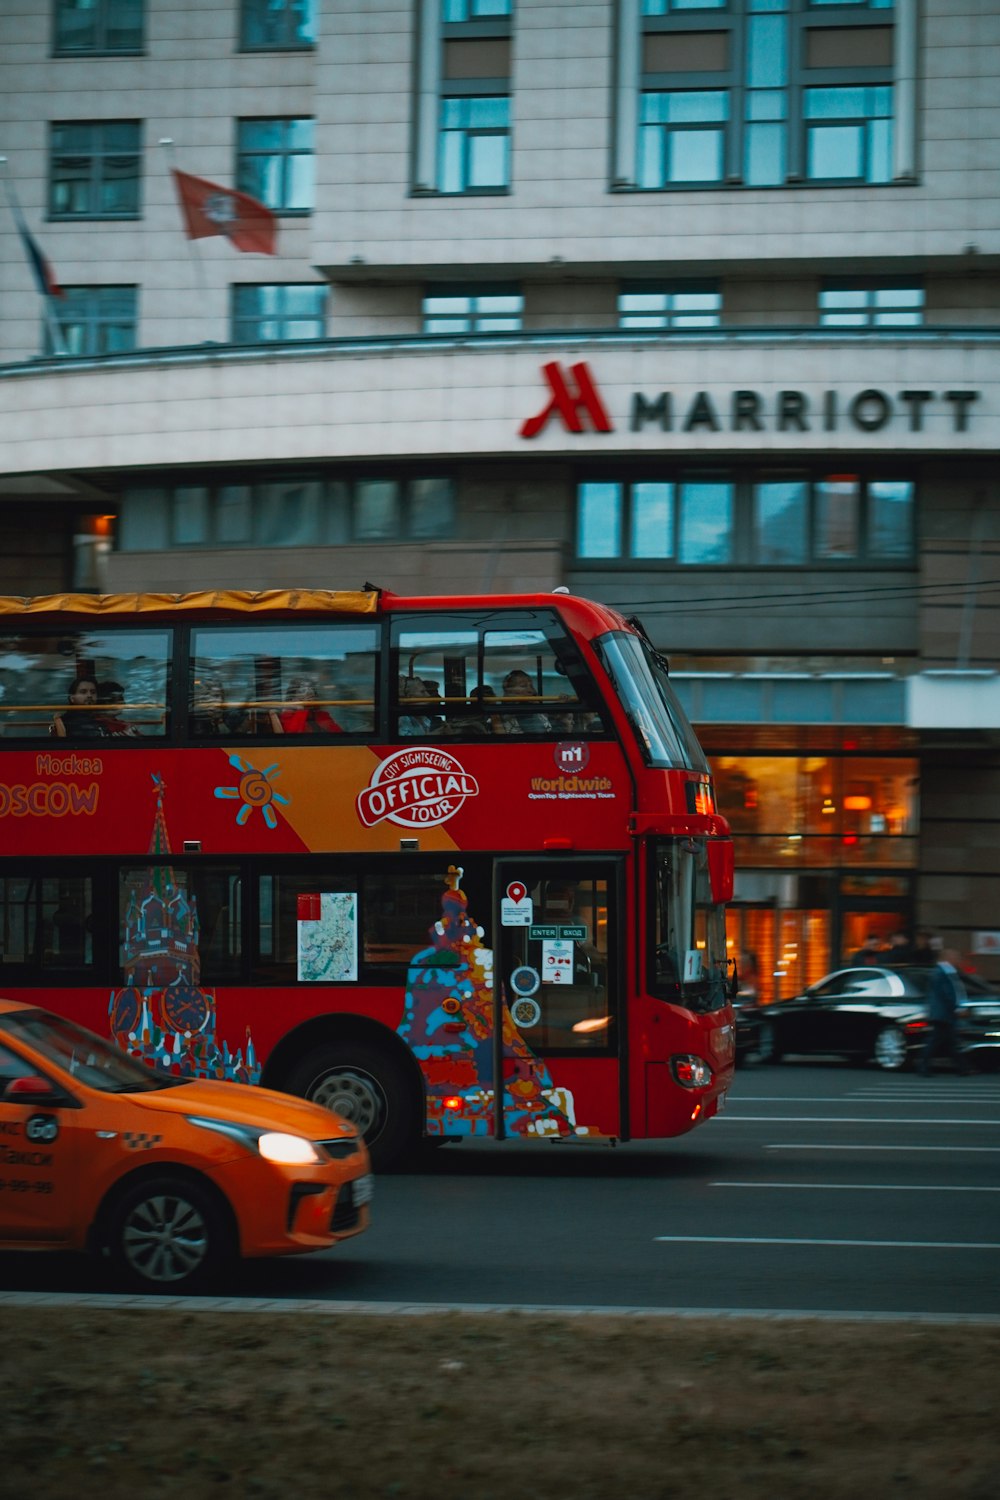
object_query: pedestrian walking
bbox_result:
[919,948,972,1076]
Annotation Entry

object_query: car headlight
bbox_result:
[257,1132,325,1165]
[187,1116,324,1165]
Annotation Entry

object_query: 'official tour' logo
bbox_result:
[356,747,479,829]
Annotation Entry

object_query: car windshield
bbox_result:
[0,1009,187,1094]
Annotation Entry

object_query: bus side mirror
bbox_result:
[708,840,734,905]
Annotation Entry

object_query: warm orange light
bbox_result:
[443,1096,463,1110]
[821,798,836,815]
[844,795,872,811]
[572,1016,610,1033]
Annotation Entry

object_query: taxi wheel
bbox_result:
[285,1041,417,1172]
[105,1174,232,1293]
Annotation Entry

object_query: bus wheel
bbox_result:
[104,1173,231,1293]
[285,1041,417,1172]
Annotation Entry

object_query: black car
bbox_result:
[749,965,1000,1071]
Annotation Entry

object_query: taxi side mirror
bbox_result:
[3,1075,61,1104]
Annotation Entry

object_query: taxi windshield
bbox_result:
[0,1010,186,1093]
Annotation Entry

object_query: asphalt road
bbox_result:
[4,1058,1000,1317]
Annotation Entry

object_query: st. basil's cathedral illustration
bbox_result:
[109,774,260,1083]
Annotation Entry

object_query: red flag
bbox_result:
[171,169,278,255]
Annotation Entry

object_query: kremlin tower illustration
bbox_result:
[109,774,260,1083]
[397,866,596,1138]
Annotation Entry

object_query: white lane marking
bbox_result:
[711,1181,1000,1192]
[728,1098,1000,1110]
[654,1236,1000,1249]
[716,1115,1000,1124]
[769,1143,1000,1152]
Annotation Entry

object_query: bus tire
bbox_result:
[284,1040,418,1172]
[103,1171,232,1294]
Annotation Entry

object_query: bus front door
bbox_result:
[494,861,623,1143]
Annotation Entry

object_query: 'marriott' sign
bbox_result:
[519,361,980,438]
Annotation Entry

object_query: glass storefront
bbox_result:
[708,750,919,1005]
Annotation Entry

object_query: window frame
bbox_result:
[438,94,512,195]
[422,283,523,334]
[48,120,143,220]
[46,284,138,357]
[819,279,925,327]
[239,0,317,52]
[618,281,722,330]
[235,117,316,215]
[52,0,144,56]
[119,474,459,552]
[231,282,328,343]
[635,0,895,192]
[575,469,916,568]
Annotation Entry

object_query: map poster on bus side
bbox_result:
[297,892,359,982]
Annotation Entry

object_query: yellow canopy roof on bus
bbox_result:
[0,589,380,617]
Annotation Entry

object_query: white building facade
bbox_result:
[1,0,999,991]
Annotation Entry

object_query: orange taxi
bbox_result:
[0,999,371,1292]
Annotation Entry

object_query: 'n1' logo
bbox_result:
[520,361,614,438]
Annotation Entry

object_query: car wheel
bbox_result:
[106,1174,231,1293]
[873,1024,908,1071]
[285,1040,418,1172]
[757,1020,783,1064]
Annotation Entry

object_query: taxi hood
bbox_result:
[131,1078,357,1140]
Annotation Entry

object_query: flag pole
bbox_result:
[0,155,69,356]
[160,138,213,338]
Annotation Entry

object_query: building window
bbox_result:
[439,96,510,193]
[444,0,512,17]
[619,283,721,329]
[635,1,894,191]
[54,0,144,54]
[49,121,142,218]
[423,285,522,333]
[353,479,457,541]
[577,472,913,566]
[119,477,457,552]
[819,282,924,327]
[642,2,726,13]
[240,0,316,50]
[804,86,892,182]
[47,285,137,356]
[638,92,728,187]
[236,119,315,213]
[231,284,327,343]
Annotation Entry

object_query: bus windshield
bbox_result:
[595,631,708,772]
[651,840,729,1013]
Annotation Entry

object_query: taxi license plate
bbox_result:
[353,1173,374,1206]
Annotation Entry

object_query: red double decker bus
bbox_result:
[0,588,734,1168]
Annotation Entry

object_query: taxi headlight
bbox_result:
[187,1116,323,1165]
[257,1132,324,1166]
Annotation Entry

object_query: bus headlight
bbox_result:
[670,1055,713,1089]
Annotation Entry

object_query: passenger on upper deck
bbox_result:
[278,675,344,735]
[52,676,107,740]
[191,675,250,737]
[398,676,433,736]
[499,669,552,734]
[97,680,139,737]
